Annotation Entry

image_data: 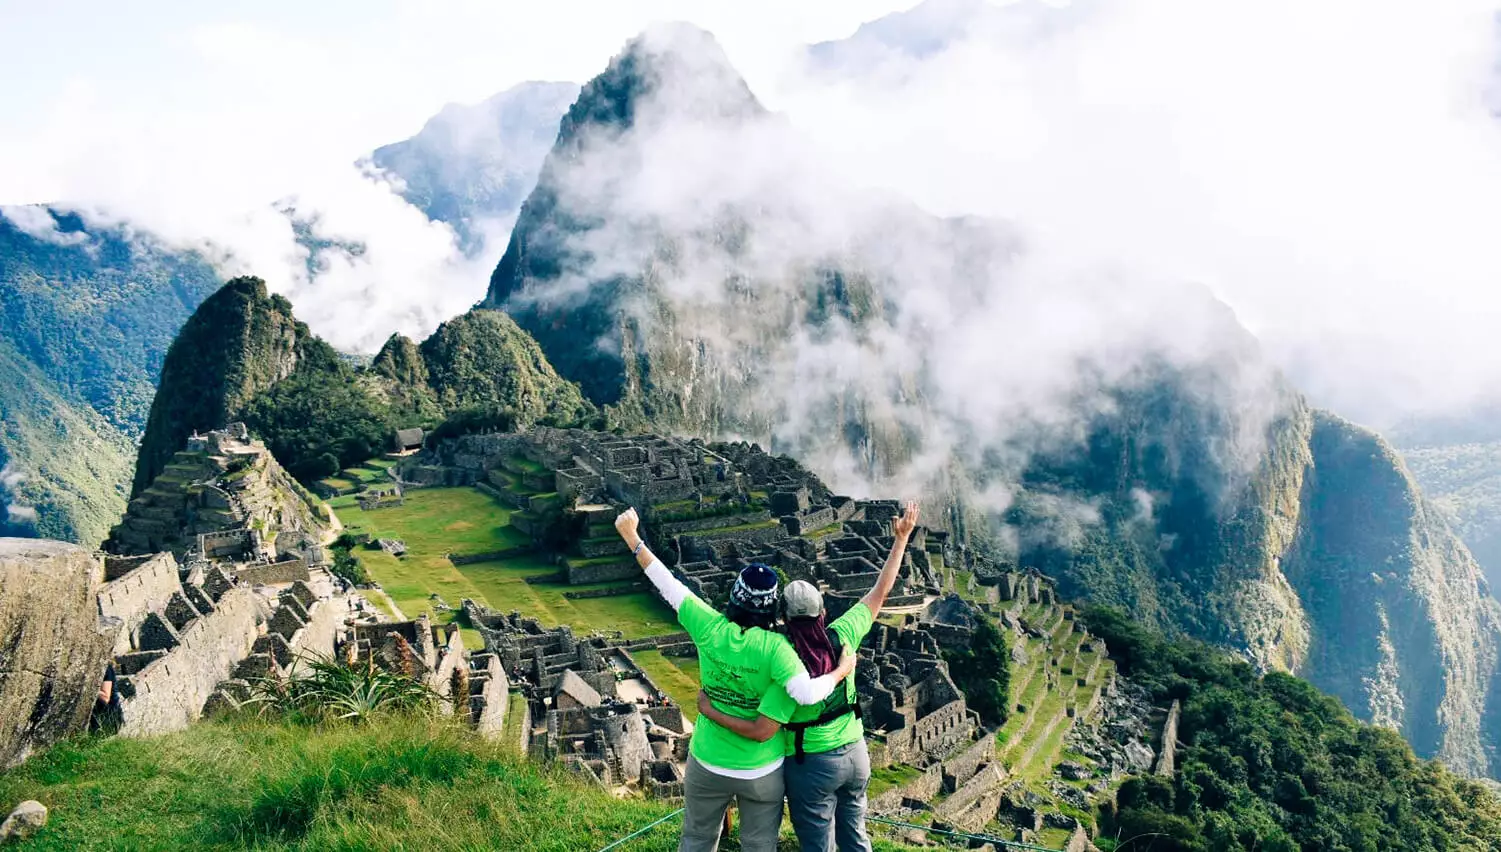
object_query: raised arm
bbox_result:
[615,508,688,610]
[862,500,919,617]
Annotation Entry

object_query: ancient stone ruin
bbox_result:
[106,424,332,572]
[462,603,690,796]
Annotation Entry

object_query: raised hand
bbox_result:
[614,507,640,543]
[892,500,920,539]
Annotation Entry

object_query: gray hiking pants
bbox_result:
[680,754,785,852]
[782,739,872,852]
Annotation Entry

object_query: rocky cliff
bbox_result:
[0,539,116,767]
[1282,413,1501,776]
[477,24,1501,777]
[132,277,311,496]
[368,81,578,257]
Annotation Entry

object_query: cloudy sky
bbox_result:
[1,0,1500,427]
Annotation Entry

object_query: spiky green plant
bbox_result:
[245,653,436,723]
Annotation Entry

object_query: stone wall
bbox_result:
[933,763,1008,833]
[1155,699,1181,776]
[0,539,118,768]
[941,734,995,792]
[200,528,254,560]
[566,561,640,585]
[467,653,509,736]
[235,558,309,586]
[96,552,181,656]
[870,763,943,813]
[286,587,346,661]
[118,586,261,737]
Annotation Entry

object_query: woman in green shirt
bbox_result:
[614,508,855,852]
[697,502,920,852]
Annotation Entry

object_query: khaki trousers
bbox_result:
[679,754,785,852]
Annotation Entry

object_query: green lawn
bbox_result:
[336,488,680,643]
[632,650,702,722]
[0,716,685,851]
[0,713,928,852]
[868,763,922,798]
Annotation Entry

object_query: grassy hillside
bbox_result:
[0,209,220,433]
[0,714,929,851]
[0,716,674,852]
[1086,606,1501,851]
[0,208,220,541]
[0,339,134,545]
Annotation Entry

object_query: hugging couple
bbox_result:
[613,500,920,852]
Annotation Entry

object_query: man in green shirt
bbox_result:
[698,501,919,852]
[614,508,855,852]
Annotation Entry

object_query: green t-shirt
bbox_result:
[778,602,875,756]
[677,593,804,770]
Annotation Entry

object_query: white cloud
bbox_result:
[0,205,88,246]
[0,0,1497,429]
[762,0,1501,426]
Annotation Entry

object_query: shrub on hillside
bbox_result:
[942,617,1011,727]
[1081,605,1501,850]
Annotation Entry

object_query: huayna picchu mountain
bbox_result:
[479,24,1501,778]
[136,277,594,488]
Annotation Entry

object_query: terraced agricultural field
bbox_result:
[334,487,678,648]
[990,599,1116,831]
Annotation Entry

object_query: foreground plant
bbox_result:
[244,653,436,723]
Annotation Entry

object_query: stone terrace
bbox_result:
[462,602,690,796]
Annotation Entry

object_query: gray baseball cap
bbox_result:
[783,580,824,619]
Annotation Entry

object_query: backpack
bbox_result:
[782,626,862,763]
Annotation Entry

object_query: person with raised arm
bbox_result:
[614,507,856,852]
[696,501,921,852]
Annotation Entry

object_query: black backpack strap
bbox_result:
[786,632,860,764]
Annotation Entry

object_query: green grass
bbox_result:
[0,715,687,851]
[337,487,680,641]
[0,713,929,851]
[506,455,546,475]
[631,650,702,722]
[503,691,527,740]
[868,763,922,798]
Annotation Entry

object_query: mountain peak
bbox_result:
[559,23,763,139]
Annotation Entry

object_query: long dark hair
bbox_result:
[786,615,837,677]
[725,602,779,632]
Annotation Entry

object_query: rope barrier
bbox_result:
[590,808,1067,852]
[594,808,684,852]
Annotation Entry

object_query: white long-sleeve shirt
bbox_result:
[643,558,840,706]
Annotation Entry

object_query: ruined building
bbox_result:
[463,603,690,795]
[106,424,333,579]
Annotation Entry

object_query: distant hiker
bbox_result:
[614,508,855,852]
[698,501,921,852]
[88,661,122,735]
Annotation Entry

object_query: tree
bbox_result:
[942,617,1011,727]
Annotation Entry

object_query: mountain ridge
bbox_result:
[477,23,1501,778]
